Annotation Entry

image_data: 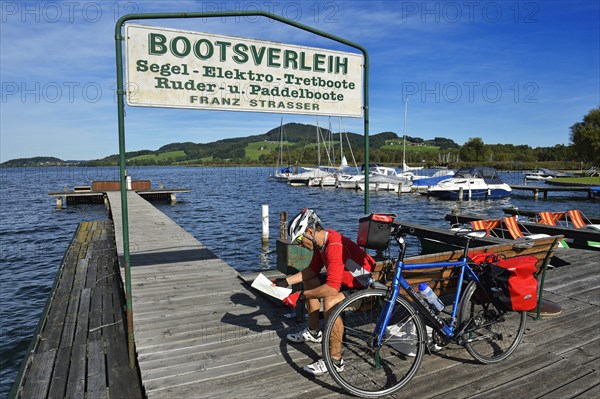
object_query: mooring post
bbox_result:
[458,187,464,201]
[280,211,288,239]
[262,204,269,245]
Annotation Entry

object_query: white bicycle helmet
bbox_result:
[289,208,321,243]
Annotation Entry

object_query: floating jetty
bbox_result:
[12,192,600,398]
[48,180,191,208]
[509,184,598,199]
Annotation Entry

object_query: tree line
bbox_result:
[4,107,598,170]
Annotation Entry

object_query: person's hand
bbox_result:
[272,278,289,288]
[282,291,303,307]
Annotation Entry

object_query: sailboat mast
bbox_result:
[339,117,343,167]
[316,119,321,167]
[403,98,408,168]
[277,117,283,171]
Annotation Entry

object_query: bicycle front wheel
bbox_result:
[322,289,426,398]
[459,281,526,364]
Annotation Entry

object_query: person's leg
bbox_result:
[323,292,346,361]
[303,274,322,330]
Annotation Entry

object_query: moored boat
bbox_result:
[524,168,575,181]
[425,166,511,200]
[411,170,455,191]
[356,166,412,192]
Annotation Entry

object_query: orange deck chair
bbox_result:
[538,211,566,226]
[502,216,524,239]
[567,209,587,228]
[470,219,501,236]
[503,216,552,241]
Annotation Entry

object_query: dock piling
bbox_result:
[280,211,288,239]
[262,204,269,245]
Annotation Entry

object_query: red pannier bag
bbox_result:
[471,253,539,311]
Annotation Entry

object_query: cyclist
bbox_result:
[273,208,375,376]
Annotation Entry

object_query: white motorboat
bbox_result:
[411,170,455,191]
[288,167,330,187]
[524,168,575,181]
[425,166,511,200]
[356,166,412,192]
[337,173,363,189]
[307,167,340,187]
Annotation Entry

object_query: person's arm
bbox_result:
[303,283,338,299]
[275,265,317,287]
[286,267,314,285]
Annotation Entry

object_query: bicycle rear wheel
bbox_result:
[322,289,426,398]
[459,281,526,364]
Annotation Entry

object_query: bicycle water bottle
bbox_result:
[419,283,444,312]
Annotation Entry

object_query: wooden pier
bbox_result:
[14,191,599,398]
[10,221,143,398]
[48,183,190,208]
[510,184,597,199]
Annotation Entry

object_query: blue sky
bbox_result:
[1,0,598,161]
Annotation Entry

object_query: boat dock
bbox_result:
[12,192,599,398]
[48,180,191,208]
[510,184,597,199]
[10,220,143,398]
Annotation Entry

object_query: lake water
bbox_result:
[0,165,597,395]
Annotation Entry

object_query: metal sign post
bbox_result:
[115,11,369,367]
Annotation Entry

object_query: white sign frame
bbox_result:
[125,24,364,117]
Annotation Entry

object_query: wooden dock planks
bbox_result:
[105,191,599,398]
[12,220,143,399]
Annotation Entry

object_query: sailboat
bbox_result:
[307,119,341,187]
[269,118,294,182]
[399,98,424,179]
[288,121,331,186]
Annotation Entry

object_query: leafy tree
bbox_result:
[570,107,600,164]
[459,137,489,162]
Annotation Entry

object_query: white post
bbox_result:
[262,204,269,245]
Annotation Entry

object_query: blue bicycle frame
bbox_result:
[372,234,483,348]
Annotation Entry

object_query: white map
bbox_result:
[251,273,292,300]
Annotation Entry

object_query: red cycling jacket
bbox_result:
[308,229,375,291]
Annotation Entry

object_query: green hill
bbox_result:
[0,156,81,167]
[1,123,461,167]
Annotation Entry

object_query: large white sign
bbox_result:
[125,24,363,117]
